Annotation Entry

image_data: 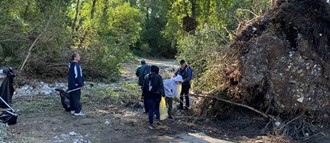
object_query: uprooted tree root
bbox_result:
[193,93,323,140]
[196,0,330,140]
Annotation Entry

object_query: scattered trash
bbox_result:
[53,131,91,143]
[274,121,281,127]
[69,131,77,136]
[105,119,110,125]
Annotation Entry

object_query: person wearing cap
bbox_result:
[136,60,150,113]
[175,60,193,110]
[163,75,183,119]
[142,65,165,129]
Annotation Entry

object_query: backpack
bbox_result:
[142,73,159,95]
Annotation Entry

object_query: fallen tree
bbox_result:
[197,0,330,139]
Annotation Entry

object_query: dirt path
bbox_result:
[5,58,233,143]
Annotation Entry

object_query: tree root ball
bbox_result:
[208,0,330,126]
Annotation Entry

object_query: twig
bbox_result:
[236,8,259,17]
[190,93,276,120]
[175,116,195,119]
[19,8,56,72]
[279,114,304,131]
[207,30,229,43]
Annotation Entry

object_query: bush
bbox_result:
[177,26,229,93]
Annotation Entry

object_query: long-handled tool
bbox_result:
[0,97,15,112]
[175,94,189,109]
[55,84,93,111]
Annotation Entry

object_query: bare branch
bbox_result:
[19,8,56,72]
[236,8,259,17]
[190,93,276,120]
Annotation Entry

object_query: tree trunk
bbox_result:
[183,1,189,17]
[90,0,97,19]
[23,2,30,19]
[271,0,277,7]
[189,0,196,19]
[103,0,109,16]
[71,0,80,42]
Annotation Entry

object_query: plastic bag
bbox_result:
[177,84,182,98]
[159,96,168,120]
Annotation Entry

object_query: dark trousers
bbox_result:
[165,97,173,118]
[141,86,149,113]
[143,95,149,113]
[70,90,81,113]
[179,85,190,109]
[146,95,161,125]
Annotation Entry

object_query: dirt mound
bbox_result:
[203,0,330,139]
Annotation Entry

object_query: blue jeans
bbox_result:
[146,95,161,125]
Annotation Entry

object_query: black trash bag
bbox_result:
[0,67,17,125]
[55,89,71,111]
[55,88,82,112]
[0,67,15,108]
[0,110,17,125]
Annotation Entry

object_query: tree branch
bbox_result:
[190,93,276,120]
[236,8,259,17]
[19,8,56,72]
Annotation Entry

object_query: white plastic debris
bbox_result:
[297,97,304,103]
[105,119,110,125]
[69,131,77,136]
[275,121,281,127]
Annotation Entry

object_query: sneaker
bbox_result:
[74,112,85,116]
[149,124,155,129]
[156,120,161,125]
[71,111,75,115]
[183,107,189,110]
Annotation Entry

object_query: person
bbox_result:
[163,75,183,119]
[175,60,193,110]
[135,60,150,113]
[142,65,165,129]
[68,53,85,116]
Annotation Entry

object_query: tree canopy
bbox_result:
[0,0,274,80]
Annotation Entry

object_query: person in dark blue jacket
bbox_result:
[175,60,193,110]
[68,53,85,116]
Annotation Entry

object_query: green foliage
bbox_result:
[0,0,271,81]
[134,0,175,58]
[177,25,226,92]
[174,0,271,92]
[76,0,144,81]
[0,0,143,80]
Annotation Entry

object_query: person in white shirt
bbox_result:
[163,75,183,119]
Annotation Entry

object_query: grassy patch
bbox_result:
[18,96,59,114]
[83,82,140,106]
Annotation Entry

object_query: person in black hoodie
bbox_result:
[68,53,85,116]
[142,65,165,129]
